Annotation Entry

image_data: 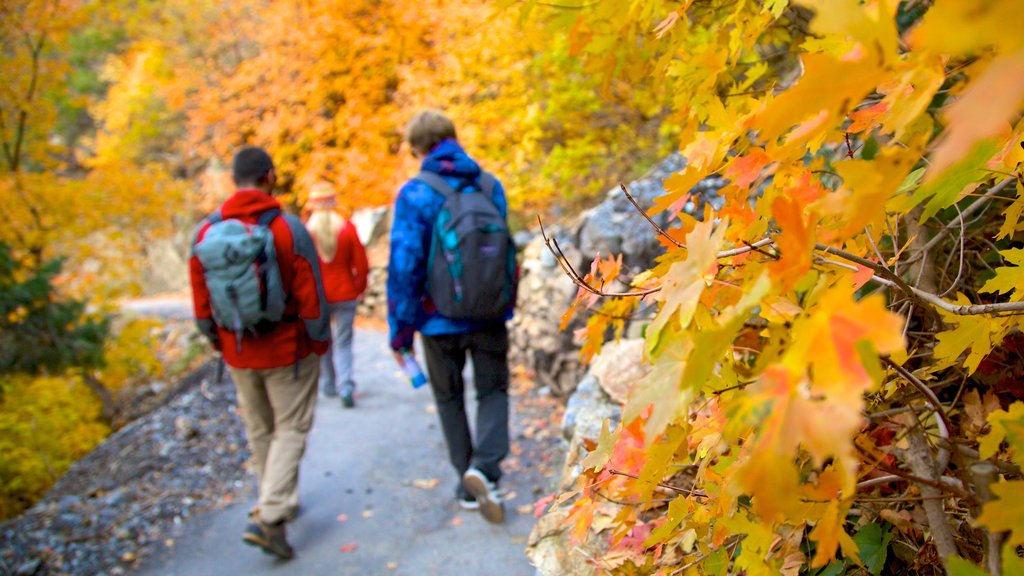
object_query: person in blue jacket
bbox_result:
[387,109,513,524]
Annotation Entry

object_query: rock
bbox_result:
[588,338,649,404]
[174,416,199,441]
[14,559,42,576]
[527,370,621,576]
[350,206,390,246]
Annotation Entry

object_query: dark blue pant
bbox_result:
[421,325,510,489]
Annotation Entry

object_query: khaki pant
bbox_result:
[229,353,319,524]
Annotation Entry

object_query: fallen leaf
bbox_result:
[361,510,374,519]
[339,543,358,553]
[425,405,437,414]
[336,513,349,522]
[517,504,533,515]
[386,562,399,570]
[534,494,556,518]
[504,491,517,500]
[412,478,440,490]
[451,517,464,527]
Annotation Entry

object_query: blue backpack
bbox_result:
[193,209,287,349]
[415,171,516,320]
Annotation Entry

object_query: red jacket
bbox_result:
[317,221,369,303]
[190,190,330,369]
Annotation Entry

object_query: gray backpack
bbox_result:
[415,171,516,320]
[193,209,287,349]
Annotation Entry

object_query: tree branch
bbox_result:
[620,182,682,248]
[907,177,1017,263]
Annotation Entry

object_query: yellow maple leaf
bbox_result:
[979,402,1024,460]
[976,481,1024,546]
[934,307,1010,374]
[751,52,882,147]
[980,248,1024,301]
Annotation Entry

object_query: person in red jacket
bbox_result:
[304,182,368,408]
[189,147,329,560]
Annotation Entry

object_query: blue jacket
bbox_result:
[386,139,513,351]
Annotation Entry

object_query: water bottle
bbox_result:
[401,352,428,389]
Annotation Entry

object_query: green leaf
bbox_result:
[852,522,892,575]
[702,547,730,576]
[816,561,846,576]
[897,167,926,194]
[911,139,1000,220]
[946,555,990,576]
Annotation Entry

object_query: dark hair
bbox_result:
[232,147,275,186]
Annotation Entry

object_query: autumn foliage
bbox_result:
[540,1,1024,575]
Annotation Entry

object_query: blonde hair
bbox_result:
[307,209,344,261]
[406,109,457,156]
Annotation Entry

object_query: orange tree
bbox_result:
[538,1,1024,574]
[142,0,678,215]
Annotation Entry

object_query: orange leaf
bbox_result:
[724,149,773,190]
[768,196,815,290]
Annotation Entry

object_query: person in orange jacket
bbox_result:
[304,182,369,408]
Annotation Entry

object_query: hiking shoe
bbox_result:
[242,519,294,559]
[341,390,355,408]
[462,468,504,524]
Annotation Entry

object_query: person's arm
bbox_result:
[189,222,220,350]
[283,214,331,355]
[346,222,369,296]
[386,182,431,354]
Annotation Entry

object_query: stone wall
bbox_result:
[525,339,650,576]
[509,154,722,398]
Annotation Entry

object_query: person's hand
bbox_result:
[392,349,406,368]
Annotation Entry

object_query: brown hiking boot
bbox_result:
[242,519,295,559]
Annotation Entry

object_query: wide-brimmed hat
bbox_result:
[307,182,338,209]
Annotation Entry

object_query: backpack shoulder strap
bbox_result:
[413,171,457,199]
[257,208,282,227]
[207,210,224,225]
[477,172,497,196]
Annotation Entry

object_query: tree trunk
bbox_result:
[81,372,116,424]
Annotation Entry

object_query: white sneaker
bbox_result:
[457,496,480,511]
[462,468,504,524]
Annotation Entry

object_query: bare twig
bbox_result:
[884,358,953,434]
[907,177,1016,263]
[608,469,709,500]
[538,216,662,298]
[668,536,745,576]
[864,226,891,272]
[620,183,682,248]
[937,204,965,298]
